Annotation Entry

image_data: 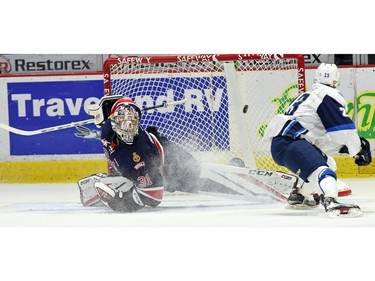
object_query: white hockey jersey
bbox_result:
[264,83,362,157]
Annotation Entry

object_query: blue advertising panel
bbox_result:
[8,80,104,155]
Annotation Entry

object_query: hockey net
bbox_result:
[103,54,306,172]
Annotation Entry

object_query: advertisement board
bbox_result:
[0,54,104,74]
[7,79,104,155]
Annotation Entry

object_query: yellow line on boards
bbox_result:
[0,160,108,183]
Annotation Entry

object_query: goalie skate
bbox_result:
[322,196,363,218]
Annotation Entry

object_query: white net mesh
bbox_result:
[104,55,304,171]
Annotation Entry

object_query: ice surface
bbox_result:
[0,178,374,227]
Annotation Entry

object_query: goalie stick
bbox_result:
[0,119,94,137]
[0,99,187,136]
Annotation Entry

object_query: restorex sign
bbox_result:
[0,54,103,74]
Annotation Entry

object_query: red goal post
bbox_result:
[102,54,306,171]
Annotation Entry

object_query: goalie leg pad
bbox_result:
[78,174,104,206]
[249,170,299,195]
[200,163,299,202]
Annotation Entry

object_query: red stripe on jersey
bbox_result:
[110,140,117,149]
[149,133,165,166]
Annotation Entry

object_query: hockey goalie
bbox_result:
[77,95,205,212]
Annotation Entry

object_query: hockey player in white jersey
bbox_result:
[264,63,371,216]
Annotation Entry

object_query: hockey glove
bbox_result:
[354,137,372,166]
[75,125,101,139]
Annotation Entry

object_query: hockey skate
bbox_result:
[286,189,320,209]
[321,195,363,217]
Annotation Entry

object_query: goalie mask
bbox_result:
[110,98,141,145]
[314,63,340,88]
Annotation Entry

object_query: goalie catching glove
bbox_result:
[74,125,101,139]
[354,137,372,166]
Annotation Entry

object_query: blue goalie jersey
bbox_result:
[100,118,164,190]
